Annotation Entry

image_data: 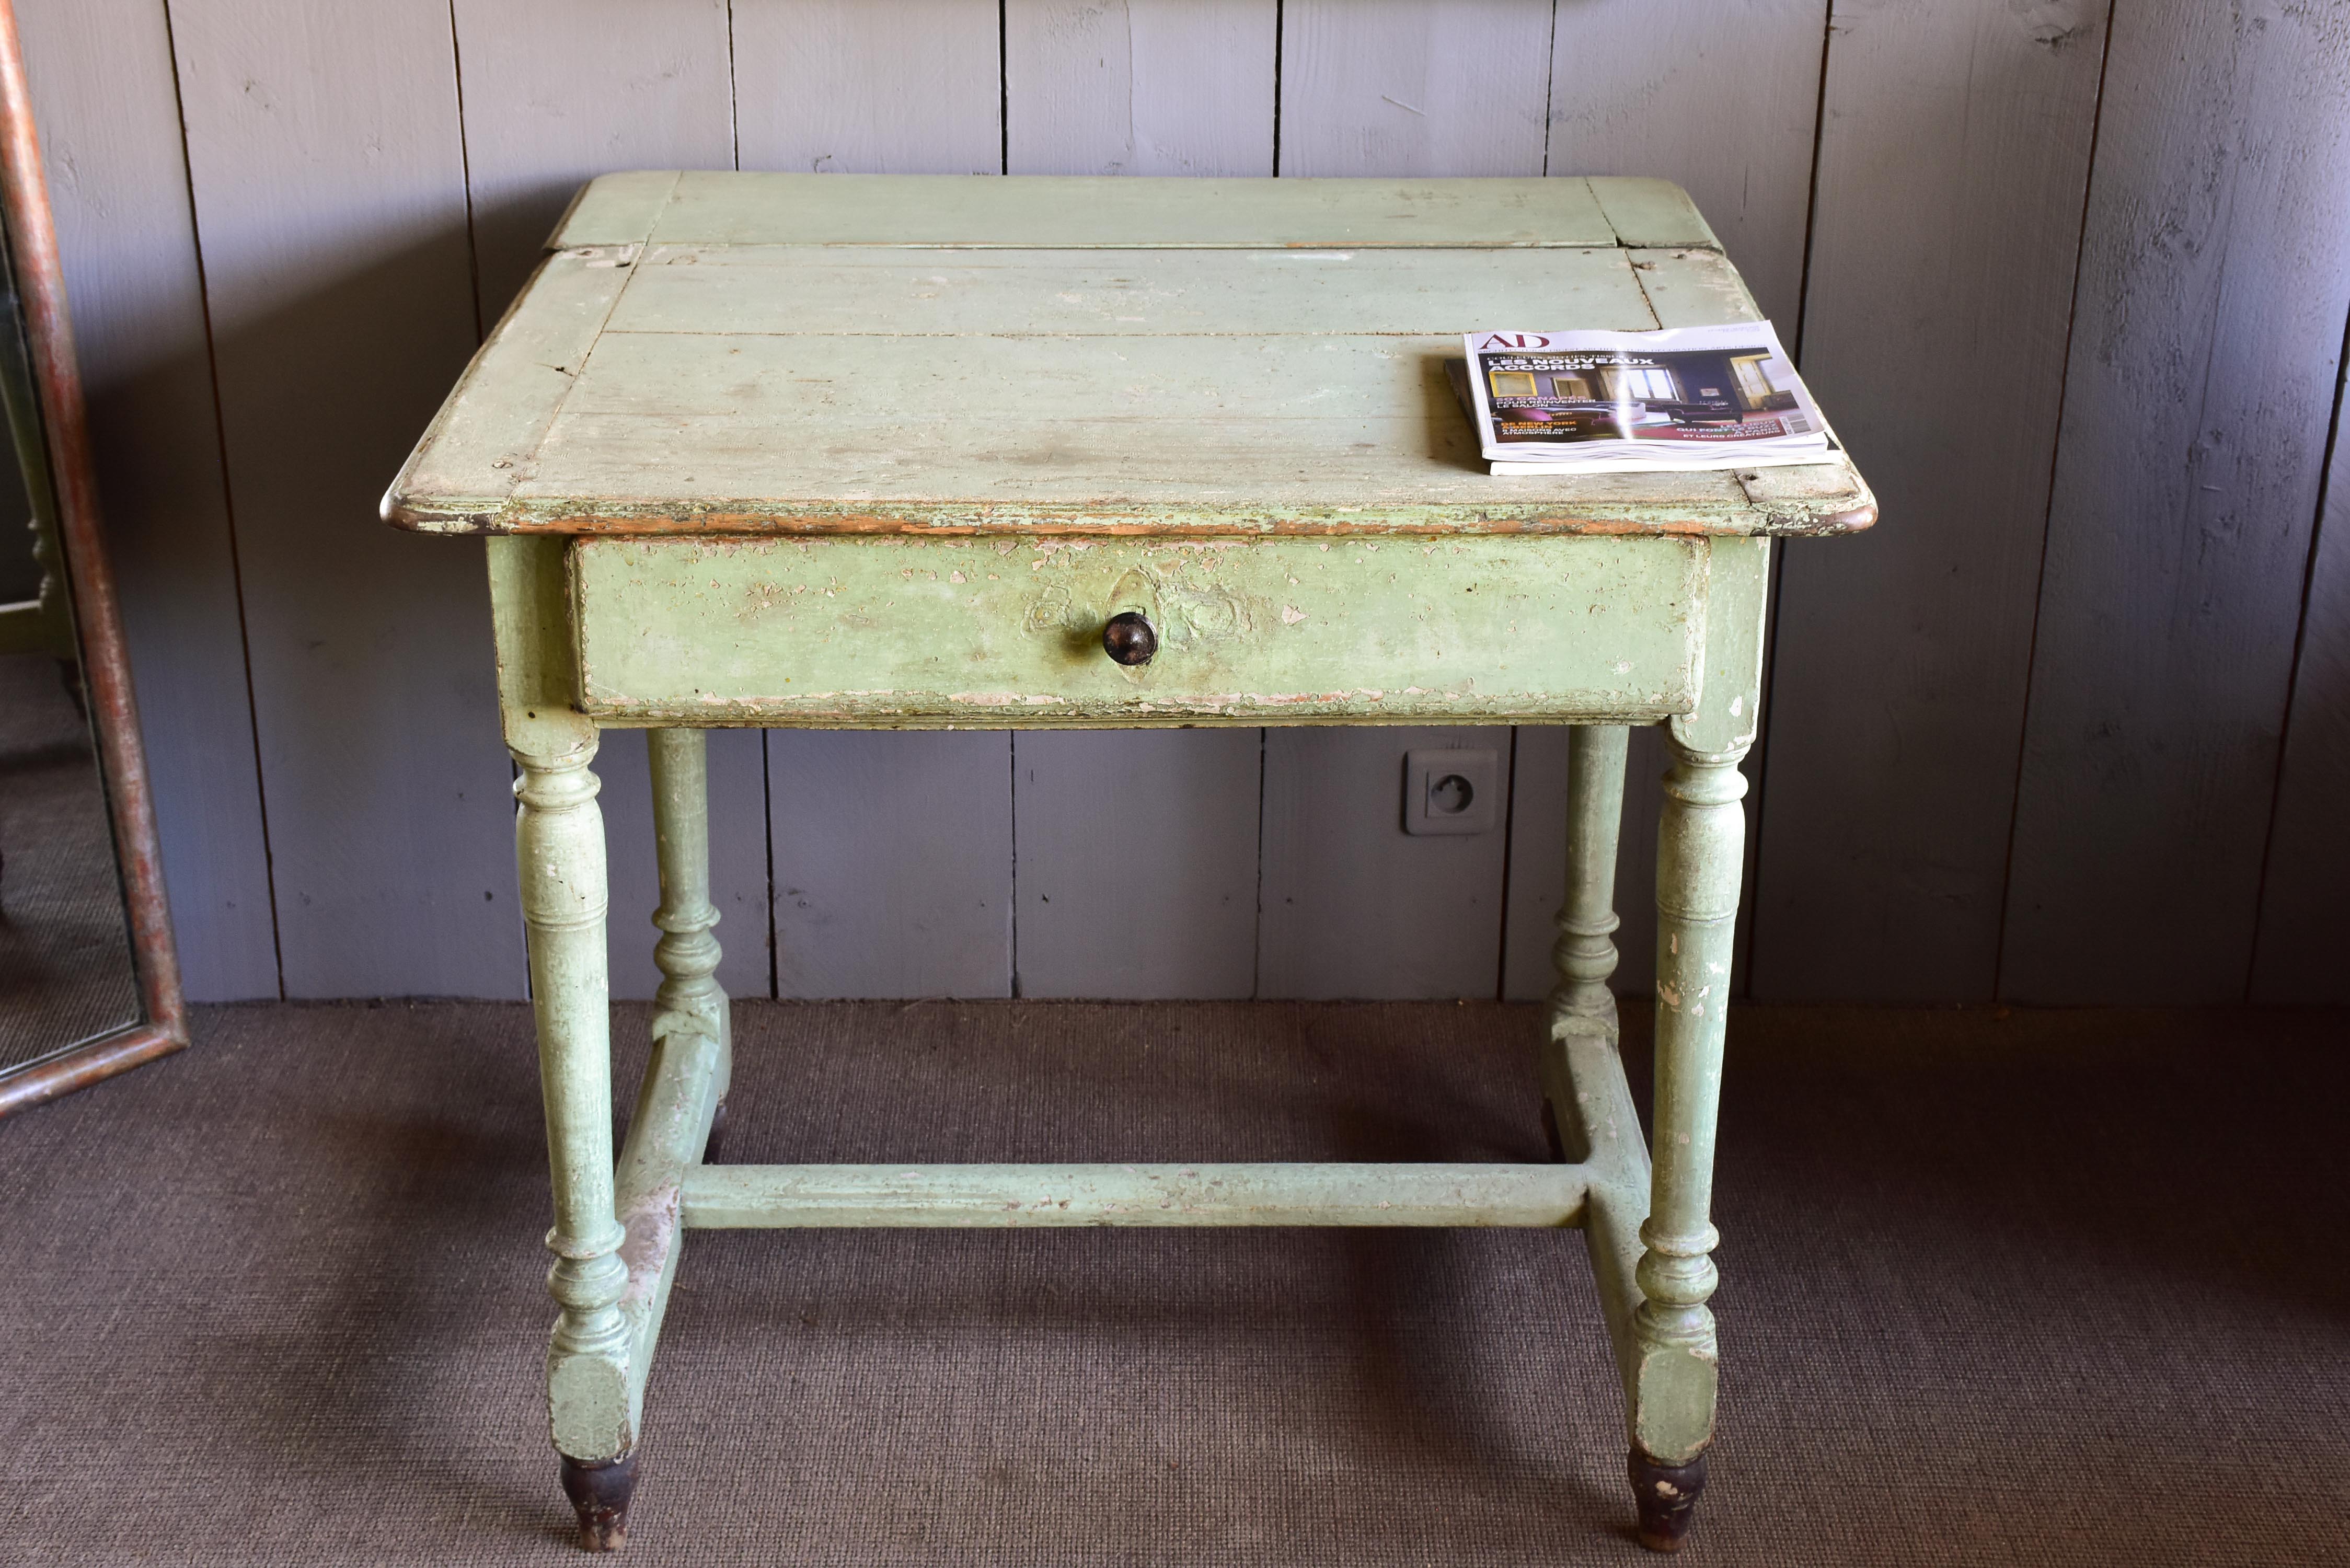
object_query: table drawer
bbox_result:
[569,534,1710,727]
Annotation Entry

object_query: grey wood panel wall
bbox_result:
[166,0,523,999]
[1015,728,1262,999]
[2253,381,2350,1004]
[1006,0,1276,176]
[2000,0,2350,1003]
[1753,0,2111,1001]
[1261,725,1514,999]
[770,731,1011,999]
[452,0,738,318]
[23,0,2350,1007]
[734,0,1003,176]
[1545,0,1827,329]
[19,0,278,1000]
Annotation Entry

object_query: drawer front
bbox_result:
[570,534,1709,726]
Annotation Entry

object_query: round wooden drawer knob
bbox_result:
[1102,611,1158,666]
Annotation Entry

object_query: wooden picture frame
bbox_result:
[0,0,187,1117]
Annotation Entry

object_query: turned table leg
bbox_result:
[1627,537,1769,1552]
[487,536,640,1551]
[1544,724,1631,1160]
[1552,724,1632,1024]
[513,728,637,1550]
[647,729,730,1150]
[1630,723,1742,1549]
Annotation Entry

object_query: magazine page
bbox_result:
[1458,324,1828,469]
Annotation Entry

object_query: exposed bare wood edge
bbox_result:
[679,1162,1591,1228]
[1627,247,1760,331]
[0,1022,186,1117]
[376,261,554,516]
[543,179,597,250]
[638,172,1623,247]
[633,241,1630,251]
[1814,502,1877,533]
[0,0,183,1068]
[594,241,1668,251]
[580,710,1685,732]
[558,1452,636,1554]
[546,170,682,249]
[611,1019,723,1424]
[1628,1449,1707,1552]
[386,500,1876,539]
[378,254,632,526]
[1586,177,1723,252]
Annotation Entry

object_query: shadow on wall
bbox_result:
[473,173,636,316]
[176,217,524,1000]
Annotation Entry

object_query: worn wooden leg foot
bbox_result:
[560,1452,638,1552]
[1628,1449,1706,1552]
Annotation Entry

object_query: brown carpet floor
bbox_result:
[2,1000,2345,1566]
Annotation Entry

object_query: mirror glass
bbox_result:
[0,220,139,1075]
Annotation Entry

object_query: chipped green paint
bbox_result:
[1637,535,1769,1465]
[555,170,1650,251]
[570,533,1710,727]
[681,1162,1591,1229]
[421,175,1880,1551]
[381,177,1874,544]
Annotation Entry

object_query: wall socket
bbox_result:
[1402,747,1500,836]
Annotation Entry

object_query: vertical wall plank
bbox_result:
[1271,1,1548,997]
[1005,1,1275,175]
[1012,728,1260,999]
[731,0,1001,175]
[450,0,736,314]
[444,0,762,998]
[770,732,1011,998]
[2252,366,2350,1004]
[734,1,1012,997]
[1260,728,1513,999]
[168,0,522,998]
[2002,0,2350,1002]
[1751,0,2110,1001]
[1277,0,1554,177]
[1003,1,1273,996]
[1546,0,1827,326]
[19,0,279,998]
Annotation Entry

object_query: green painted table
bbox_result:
[385,171,1875,1554]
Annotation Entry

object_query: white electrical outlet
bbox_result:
[1402,747,1500,836]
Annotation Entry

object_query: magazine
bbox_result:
[1454,323,1831,476]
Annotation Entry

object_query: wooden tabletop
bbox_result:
[384,172,1874,540]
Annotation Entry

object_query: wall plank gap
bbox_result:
[1757,0,2112,1003]
[2000,0,2350,1003]
[2247,303,2350,1004]
[170,0,521,998]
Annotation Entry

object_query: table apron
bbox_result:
[567,533,1711,727]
